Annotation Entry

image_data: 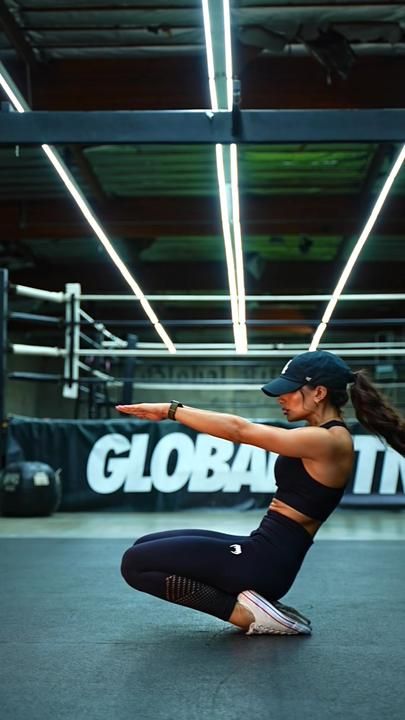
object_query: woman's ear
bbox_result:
[314,385,328,403]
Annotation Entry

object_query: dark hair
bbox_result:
[348,370,405,456]
[328,388,349,410]
[304,374,404,455]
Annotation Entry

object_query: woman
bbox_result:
[117,350,405,636]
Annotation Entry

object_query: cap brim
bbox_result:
[261,377,304,397]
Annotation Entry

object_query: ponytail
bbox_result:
[350,370,405,456]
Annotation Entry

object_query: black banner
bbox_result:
[5,416,405,510]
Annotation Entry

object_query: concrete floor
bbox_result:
[2,536,404,720]
[2,508,405,720]
[0,507,404,539]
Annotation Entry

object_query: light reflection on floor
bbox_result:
[0,508,404,539]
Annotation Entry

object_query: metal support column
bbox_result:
[0,268,9,469]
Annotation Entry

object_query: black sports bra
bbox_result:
[273,420,349,522]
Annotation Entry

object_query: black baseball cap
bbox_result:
[262,350,355,397]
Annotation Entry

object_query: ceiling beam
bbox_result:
[2,108,405,144]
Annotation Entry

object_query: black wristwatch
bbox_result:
[168,400,183,421]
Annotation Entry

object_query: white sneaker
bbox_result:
[237,590,312,636]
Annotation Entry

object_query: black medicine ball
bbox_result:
[0,461,62,517]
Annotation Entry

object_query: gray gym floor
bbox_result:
[1,509,405,720]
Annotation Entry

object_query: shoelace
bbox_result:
[273,601,311,626]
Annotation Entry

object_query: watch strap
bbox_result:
[168,400,183,420]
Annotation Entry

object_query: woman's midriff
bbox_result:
[268,497,322,537]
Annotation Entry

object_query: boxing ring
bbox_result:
[4,270,405,401]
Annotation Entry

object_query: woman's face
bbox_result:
[277,386,316,421]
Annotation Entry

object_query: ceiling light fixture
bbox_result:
[222,0,234,112]
[215,144,239,333]
[0,71,25,113]
[309,143,405,350]
[201,0,218,111]
[0,61,175,353]
[230,142,248,350]
[202,0,247,353]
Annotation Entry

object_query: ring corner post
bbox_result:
[63,282,81,401]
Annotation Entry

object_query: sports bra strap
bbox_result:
[320,420,347,429]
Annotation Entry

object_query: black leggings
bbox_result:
[121,510,313,622]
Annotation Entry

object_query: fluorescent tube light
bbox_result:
[309,143,405,351]
[0,61,175,353]
[0,72,25,112]
[40,146,176,352]
[202,1,248,353]
[222,0,234,110]
[202,0,218,111]
[230,144,246,327]
[215,145,247,354]
[215,145,239,328]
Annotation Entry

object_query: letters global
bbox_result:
[86,431,405,497]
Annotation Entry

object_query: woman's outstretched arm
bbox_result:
[115,402,336,460]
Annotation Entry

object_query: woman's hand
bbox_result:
[115,402,170,421]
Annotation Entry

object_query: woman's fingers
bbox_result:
[115,403,168,420]
[115,405,135,414]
